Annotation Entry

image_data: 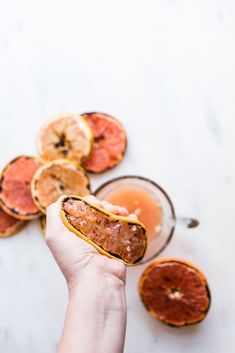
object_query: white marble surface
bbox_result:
[0,1,234,352]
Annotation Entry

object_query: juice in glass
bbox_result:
[105,185,163,240]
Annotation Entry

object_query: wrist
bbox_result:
[58,267,127,353]
[68,271,127,317]
[67,259,126,298]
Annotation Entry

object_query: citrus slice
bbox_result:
[39,215,46,236]
[138,258,211,327]
[0,156,42,220]
[81,112,127,173]
[0,205,26,237]
[37,113,93,164]
[31,159,91,214]
[61,195,147,265]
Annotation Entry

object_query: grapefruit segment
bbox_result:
[138,258,211,326]
[60,195,147,265]
[31,159,91,214]
[81,112,127,173]
[0,156,41,220]
[38,113,93,164]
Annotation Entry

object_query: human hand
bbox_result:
[46,195,130,353]
[45,195,137,292]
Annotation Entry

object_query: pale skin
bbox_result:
[45,195,138,353]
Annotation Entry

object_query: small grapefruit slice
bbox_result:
[138,258,211,327]
[0,156,41,220]
[37,113,93,164]
[60,195,147,265]
[81,112,127,173]
[0,205,26,237]
[31,159,91,214]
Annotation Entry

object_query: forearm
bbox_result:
[57,273,127,353]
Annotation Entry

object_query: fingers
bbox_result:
[100,201,129,216]
[83,195,98,204]
[45,196,71,242]
[45,196,95,254]
[83,195,128,216]
[46,198,59,229]
[111,205,129,216]
[127,213,138,220]
[46,196,64,231]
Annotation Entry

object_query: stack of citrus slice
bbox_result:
[0,112,128,237]
[0,111,211,328]
[37,112,127,173]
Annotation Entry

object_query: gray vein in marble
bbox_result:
[205,102,223,144]
[0,328,9,348]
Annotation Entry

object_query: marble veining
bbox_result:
[205,101,223,144]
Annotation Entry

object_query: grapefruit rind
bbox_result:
[0,206,26,238]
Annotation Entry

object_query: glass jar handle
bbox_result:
[175,217,199,229]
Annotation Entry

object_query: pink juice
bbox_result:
[105,185,163,240]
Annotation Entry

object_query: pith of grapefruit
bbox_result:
[37,113,93,164]
[0,156,41,220]
[81,112,127,173]
[138,258,211,327]
[31,159,91,214]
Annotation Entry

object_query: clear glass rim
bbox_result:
[94,175,176,265]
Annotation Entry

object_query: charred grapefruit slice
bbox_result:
[31,159,91,214]
[138,258,211,327]
[60,195,147,265]
[0,205,26,237]
[81,112,127,173]
[0,156,41,220]
[37,113,93,164]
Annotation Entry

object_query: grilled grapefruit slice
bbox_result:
[138,258,211,326]
[31,159,91,214]
[38,113,93,164]
[81,112,127,173]
[0,156,41,220]
[61,195,147,265]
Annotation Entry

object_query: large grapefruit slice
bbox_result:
[31,159,91,214]
[61,195,147,265]
[37,113,93,164]
[0,205,26,237]
[138,258,211,326]
[0,156,41,220]
[81,112,127,173]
